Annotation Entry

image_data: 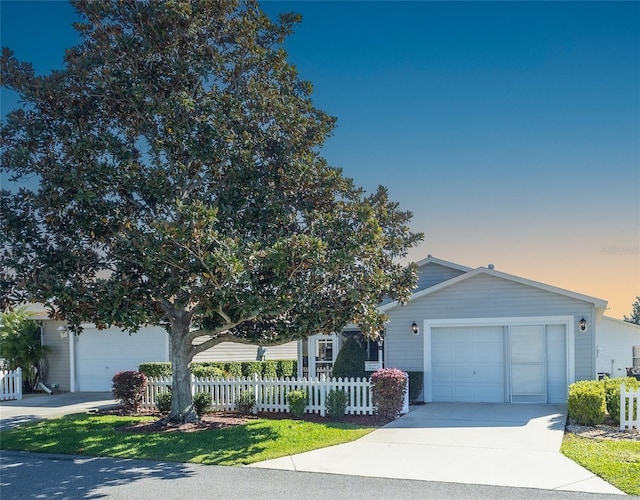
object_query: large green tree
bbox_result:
[0,0,422,422]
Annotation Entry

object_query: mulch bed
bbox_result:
[99,406,390,433]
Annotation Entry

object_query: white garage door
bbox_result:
[76,327,168,391]
[431,326,505,403]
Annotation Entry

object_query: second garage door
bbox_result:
[75,326,168,391]
[431,326,505,403]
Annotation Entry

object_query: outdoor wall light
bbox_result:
[579,318,587,332]
[411,322,419,335]
[57,326,68,339]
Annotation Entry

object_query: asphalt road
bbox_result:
[1,451,632,500]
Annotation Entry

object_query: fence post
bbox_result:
[253,373,260,415]
[402,372,409,415]
[16,367,22,401]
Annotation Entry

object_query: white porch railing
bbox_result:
[0,368,22,401]
[142,374,377,416]
[620,385,639,431]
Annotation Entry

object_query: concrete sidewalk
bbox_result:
[249,403,625,495]
[0,392,116,430]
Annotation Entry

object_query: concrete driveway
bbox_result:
[0,392,116,430]
[249,403,624,495]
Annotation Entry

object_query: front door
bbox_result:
[301,334,339,378]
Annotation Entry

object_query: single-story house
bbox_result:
[21,256,638,399]
[299,256,639,404]
[595,316,640,378]
[26,307,296,392]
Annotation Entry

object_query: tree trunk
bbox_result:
[168,318,197,423]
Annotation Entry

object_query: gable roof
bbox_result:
[414,255,473,273]
[380,265,608,314]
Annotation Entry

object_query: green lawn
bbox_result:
[0,413,374,465]
[561,434,640,495]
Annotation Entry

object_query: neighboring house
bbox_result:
[595,316,640,378]
[300,256,621,404]
[27,306,296,392]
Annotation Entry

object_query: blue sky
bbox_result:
[1,1,638,318]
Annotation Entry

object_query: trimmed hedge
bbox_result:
[139,360,297,379]
[567,380,606,425]
[371,368,407,420]
[112,370,147,411]
[603,377,640,421]
[406,371,424,402]
[332,337,367,380]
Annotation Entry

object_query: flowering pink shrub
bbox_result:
[370,368,407,419]
[112,370,148,411]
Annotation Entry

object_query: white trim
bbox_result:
[69,329,77,392]
[413,255,473,273]
[423,316,575,403]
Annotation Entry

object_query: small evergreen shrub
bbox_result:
[287,389,308,417]
[193,392,212,416]
[242,361,263,378]
[567,380,606,425]
[263,360,278,378]
[225,362,243,378]
[325,389,348,421]
[370,368,407,420]
[407,371,424,402]
[156,391,172,414]
[332,337,368,380]
[138,362,172,378]
[235,390,257,414]
[604,377,640,421]
[191,365,225,378]
[277,359,295,378]
[112,371,148,412]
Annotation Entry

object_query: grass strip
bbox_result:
[561,433,640,495]
[0,413,373,466]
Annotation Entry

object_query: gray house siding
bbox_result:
[415,263,467,292]
[385,273,595,381]
[192,341,297,363]
[42,320,71,391]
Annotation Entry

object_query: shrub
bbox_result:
[242,361,263,378]
[138,362,172,378]
[225,362,243,378]
[263,360,278,378]
[156,391,172,414]
[406,371,424,402]
[332,337,368,380]
[112,371,148,411]
[370,368,407,420]
[567,380,606,425]
[325,389,348,421]
[604,377,640,421]
[287,389,308,417]
[235,390,257,414]
[0,308,51,392]
[193,392,212,416]
[191,364,225,378]
[277,359,295,378]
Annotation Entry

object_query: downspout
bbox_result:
[69,326,77,392]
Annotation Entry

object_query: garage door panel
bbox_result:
[76,327,167,391]
[431,326,505,403]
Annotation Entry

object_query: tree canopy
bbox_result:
[1,0,422,421]
[624,296,640,325]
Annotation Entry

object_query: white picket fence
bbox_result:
[142,374,409,417]
[0,368,22,401]
[620,385,639,431]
